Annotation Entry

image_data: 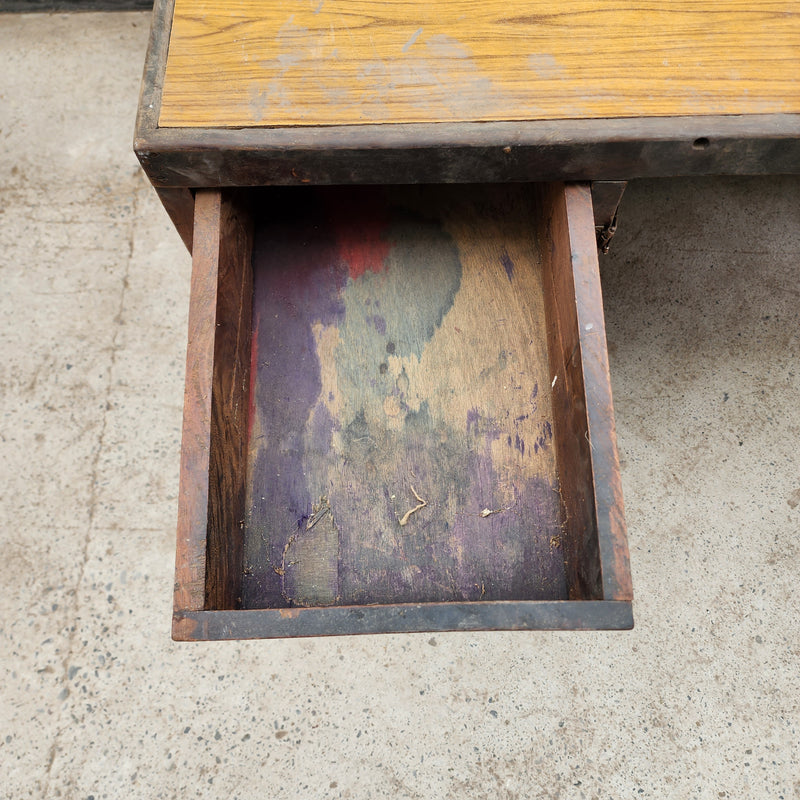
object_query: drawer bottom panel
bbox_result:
[245,185,566,609]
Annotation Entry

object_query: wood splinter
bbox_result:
[306,497,331,530]
[398,484,428,527]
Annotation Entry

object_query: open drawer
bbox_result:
[173,182,632,640]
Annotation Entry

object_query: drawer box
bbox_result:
[173,182,632,640]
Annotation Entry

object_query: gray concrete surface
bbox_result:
[1,12,798,800]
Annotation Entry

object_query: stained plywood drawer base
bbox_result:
[173,182,632,640]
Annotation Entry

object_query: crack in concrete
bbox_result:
[41,184,140,792]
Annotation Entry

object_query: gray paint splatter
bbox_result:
[402,27,424,53]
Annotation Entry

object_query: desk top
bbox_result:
[136,0,800,197]
[159,0,800,129]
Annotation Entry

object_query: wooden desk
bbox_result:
[135,0,798,639]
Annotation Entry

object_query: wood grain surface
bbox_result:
[538,183,629,601]
[174,191,220,619]
[159,0,800,128]
[242,185,570,608]
[560,184,631,601]
[540,184,601,601]
[174,190,254,623]
[204,191,253,610]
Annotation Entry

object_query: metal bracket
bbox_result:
[591,181,627,254]
[597,212,619,255]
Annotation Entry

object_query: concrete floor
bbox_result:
[1,12,798,800]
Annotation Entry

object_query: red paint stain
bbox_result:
[327,192,392,280]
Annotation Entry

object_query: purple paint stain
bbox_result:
[370,314,387,335]
[501,249,515,282]
[309,402,338,455]
[533,420,553,454]
[449,444,567,601]
[515,433,525,456]
[466,408,502,441]
[244,195,348,608]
